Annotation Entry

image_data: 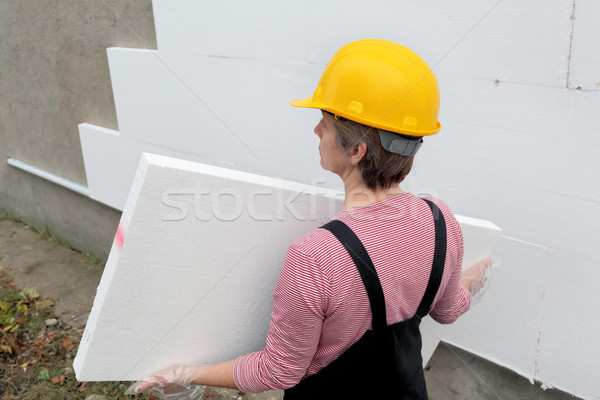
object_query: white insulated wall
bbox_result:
[78,1,600,398]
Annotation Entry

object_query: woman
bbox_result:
[134,39,489,399]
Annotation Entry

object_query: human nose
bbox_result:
[314,124,323,139]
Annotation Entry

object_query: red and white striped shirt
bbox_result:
[233,193,471,392]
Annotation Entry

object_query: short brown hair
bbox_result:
[326,112,420,190]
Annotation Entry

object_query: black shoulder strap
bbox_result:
[416,199,447,319]
[320,198,448,328]
[321,220,388,330]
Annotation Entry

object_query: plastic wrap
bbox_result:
[125,365,206,400]
[462,257,497,304]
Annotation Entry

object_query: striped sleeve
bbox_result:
[233,242,328,392]
[428,198,472,324]
[429,265,472,324]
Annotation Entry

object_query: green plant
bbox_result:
[0,211,21,223]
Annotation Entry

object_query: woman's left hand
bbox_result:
[461,258,493,295]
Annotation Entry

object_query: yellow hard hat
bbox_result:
[291,39,441,136]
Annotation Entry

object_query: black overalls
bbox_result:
[284,199,446,400]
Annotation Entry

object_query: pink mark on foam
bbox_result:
[115,224,125,250]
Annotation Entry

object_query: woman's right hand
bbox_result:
[126,364,205,398]
[461,258,493,295]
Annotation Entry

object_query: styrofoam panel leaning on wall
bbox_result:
[106,47,337,192]
[73,153,501,381]
[79,123,165,210]
[78,123,270,211]
[152,0,573,88]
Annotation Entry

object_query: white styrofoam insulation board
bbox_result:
[78,123,252,210]
[73,153,501,381]
[152,0,572,88]
[105,47,334,191]
[76,1,600,397]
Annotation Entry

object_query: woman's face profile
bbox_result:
[314,112,349,175]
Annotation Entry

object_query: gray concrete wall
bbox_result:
[0,0,157,259]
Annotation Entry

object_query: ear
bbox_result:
[350,142,367,165]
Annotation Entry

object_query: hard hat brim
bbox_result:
[290,97,321,108]
[291,96,441,136]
